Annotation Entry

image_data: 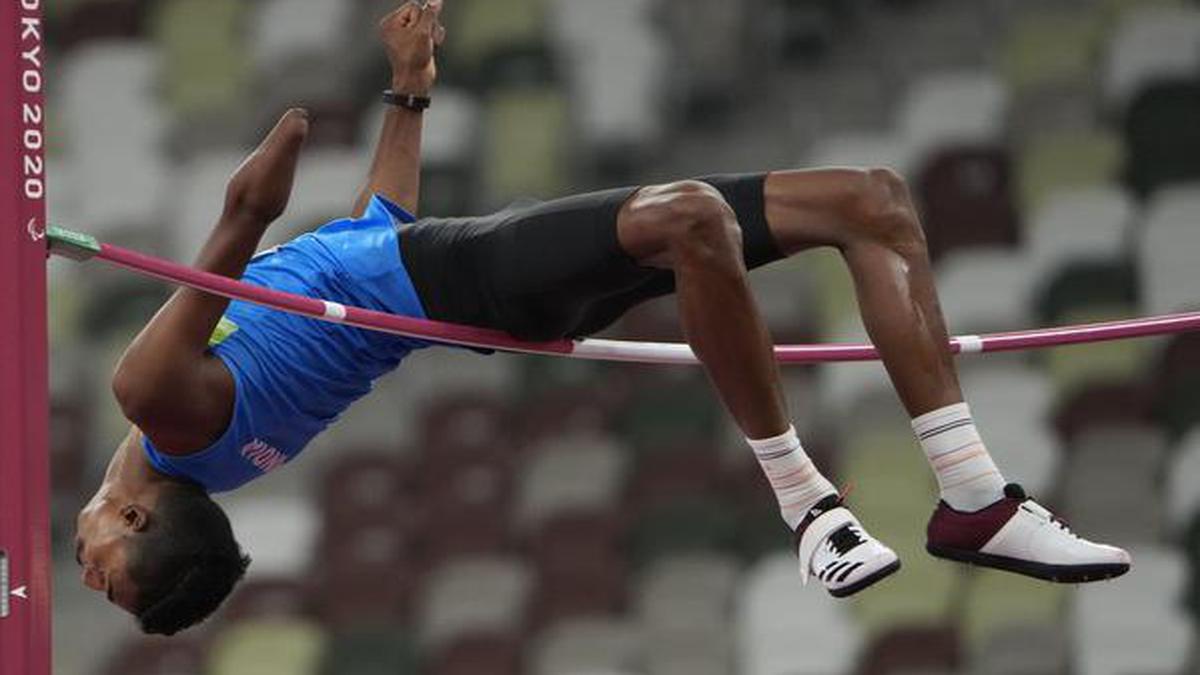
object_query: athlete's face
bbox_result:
[74,496,148,612]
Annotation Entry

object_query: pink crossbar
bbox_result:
[0,1,52,674]
[91,241,1200,365]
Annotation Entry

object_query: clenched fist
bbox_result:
[380,0,447,95]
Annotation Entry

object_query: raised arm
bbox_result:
[112,110,309,452]
[352,0,446,217]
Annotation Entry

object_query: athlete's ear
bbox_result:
[119,504,151,533]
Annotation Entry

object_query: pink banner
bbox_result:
[0,0,52,673]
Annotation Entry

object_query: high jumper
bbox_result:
[69,0,1130,637]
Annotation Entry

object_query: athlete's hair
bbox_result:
[127,480,250,636]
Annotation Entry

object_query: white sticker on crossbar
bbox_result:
[957,335,984,354]
[322,301,347,321]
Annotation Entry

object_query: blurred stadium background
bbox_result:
[42,0,1200,673]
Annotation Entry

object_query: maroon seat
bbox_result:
[628,446,726,511]
[856,624,963,675]
[50,394,89,497]
[526,512,628,628]
[102,636,205,675]
[313,523,419,627]
[56,0,146,53]
[318,452,411,531]
[916,145,1020,262]
[217,578,315,625]
[1051,380,1152,444]
[516,386,621,446]
[429,634,524,675]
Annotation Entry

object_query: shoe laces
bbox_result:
[826,524,867,556]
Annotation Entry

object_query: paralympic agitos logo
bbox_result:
[16,0,45,207]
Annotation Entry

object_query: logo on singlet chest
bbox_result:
[241,439,287,474]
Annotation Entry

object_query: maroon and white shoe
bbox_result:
[794,495,901,598]
[926,484,1132,583]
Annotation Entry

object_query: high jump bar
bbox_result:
[49,226,1200,365]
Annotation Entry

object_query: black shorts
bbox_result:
[398,173,784,341]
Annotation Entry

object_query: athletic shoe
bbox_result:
[926,483,1132,583]
[794,494,901,598]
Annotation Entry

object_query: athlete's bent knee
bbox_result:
[654,181,740,251]
[845,167,923,253]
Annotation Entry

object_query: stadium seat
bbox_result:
[1041,309,1153,400]
[916,145,1021,262]
[1139,183,1200,314]
[56,0,145,52]
[628,496,742,567]
[529,617,643,675]
[313,521,418,628]
[1167,430,1200,535]
[218,578,314,625]
[481,87,570,207]
[1026,185,1134,289]
[934,250,1036,334]
[1000,8,1105,95]
[445,0,548,81]
[627,446,726,509]
[151,0,247,111]
[1051,380,1153,445]
[970,622,1069,675]
[319,628,419,675]
[1104,5,1200,111]
[208,619,329,675]
[805,133,913,177]
[1015,129,1125,213]
[637,552,740,643]
[428,634,524,675]
[855,623,963,675]
[222,496,319,579]
[900,72,1009,158]
[1064,424,1167,544]
[1123,80,1200,198]
[528,512,628,627]
[1152,332,1200,438]
[101,636,206,675]
[318,453,410,532]
[251,0,352,74]
[736,554,862,675]
[514,431,631,531]
[616,370,722,449]
[1033,261,1139,326]
[958,569,1066,652]
[417,555,533,650]
[959,363,1059,496]
[1072,547,1192,675]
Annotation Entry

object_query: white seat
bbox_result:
[899,71,1009,159]
[252,0,351,72]
[1065,424,1167,544]
[418,555,532,649]
[219,496,318,578]
[1139,182,1200,314]
[935,250,1037,334]
[637,553,740,635]
[59,42,167,155]
[1072,546,1191,675]
[1027,185,1134,288]
[515,432,630,529]
[1104,6,1200,110]
[1166,428,1200,534]
[736,554,862,675]
[360,87,482,168]
[804,133,913,176]
[550,0,668,152]
[531,617,643,675]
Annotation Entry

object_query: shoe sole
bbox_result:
[827,558,902,598]
[926,543,1130,583]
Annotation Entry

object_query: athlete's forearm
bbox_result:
[352,97,425,217]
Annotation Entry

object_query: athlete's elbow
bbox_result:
[112,364,156,425]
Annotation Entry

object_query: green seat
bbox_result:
[1016,130,1124,213]
[482,87,570,206]
[629,497,741,567]
[1001,10,1104,94]
[447,0,547,78]
[838,425,956,635]
[151,0,249,121]
[959,569,1066,650]
[616,371,721,450]
[320,627,419,675]
[209,619,329,675]
[1042,307,1156,399]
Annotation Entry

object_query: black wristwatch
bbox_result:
[383,90,431,112]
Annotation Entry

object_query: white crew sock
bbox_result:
[912,402,1006,512]
[748,425,837,530]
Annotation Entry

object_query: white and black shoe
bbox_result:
[794,494,901,598]
[926,483,1132,583]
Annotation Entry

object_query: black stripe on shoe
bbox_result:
[835,562,866,583]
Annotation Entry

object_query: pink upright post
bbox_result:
[0,1,52,674]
